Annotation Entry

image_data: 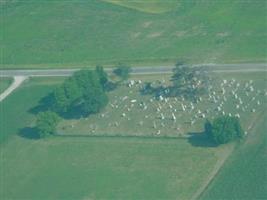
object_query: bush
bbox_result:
[113,64,132,81]
[36,111,61,138]
[51,69,108,117]
[205,116,244,145]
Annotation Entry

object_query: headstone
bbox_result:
[172,113,176,121]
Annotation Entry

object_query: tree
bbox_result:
[96,65,108,90]
[206,116,244,145]
[170,61,209,99]
[113,64,132,81]
[36,111,60,138]
[51,69,108,117]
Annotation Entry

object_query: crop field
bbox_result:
[1,0,267,68]
[200,110,267,200]
[58,72,267,138]
[0,77,13,94]
[0,77,232,199]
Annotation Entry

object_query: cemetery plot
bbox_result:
[58,72,267,137]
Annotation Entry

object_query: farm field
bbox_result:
[0,77,13,94]
[1,0,267,69]
[200,110,267,200]
[0,77,232,199]
[58,72,267,138]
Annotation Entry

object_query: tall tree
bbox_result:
[36,111,61,138]
[170,61,209,99]
[206,116,244,145]
[96,65,108,89]
[51,69,108,117]
[113,63,132,81]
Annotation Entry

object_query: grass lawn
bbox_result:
[200,110,267,200]
[0,77,233,200]
[58,72,267,138]
[0,77,13,94]
[1,0,266,68]
[0,77,65,144]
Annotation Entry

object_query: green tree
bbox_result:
[113,64,132,81]
[96,65,108,89]
[51,69,108,117]
[170,61,209,99]
[206,116,244,145]
[36,111,61,138]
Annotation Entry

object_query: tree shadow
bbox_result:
[18,127,40,140]
[28,94,53,115]
[187,132,218,147]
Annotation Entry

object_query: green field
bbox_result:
[0,77,233,199]
[200,110,267,200]
[58,72,267,138]
[1,0,267,68]
[103,0,180,14]
[0,77,13,94]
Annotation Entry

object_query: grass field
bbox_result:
[58,72,267,138]
[1,0,267,68]
[103,0,180,14]
[0,77,13,94]
[0,77,64,144]
[200,110,267,200]
[0,77,233,199]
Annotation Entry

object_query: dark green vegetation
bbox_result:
[0,78,231,199]
[51,69,108,116]
[0,77,13,93]
[169,62,209,99]
[205,116,244,145]
[113,64,132,81]
[1,0,267,68]
[201,111,267,200]
[140,62,210,99]
[36,111,60,138]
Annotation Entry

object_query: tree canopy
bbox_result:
[205,116,244,145]
[36,111,61,138]
[170,61,210,99]
[52,68,108,117]
[113,64,132,81]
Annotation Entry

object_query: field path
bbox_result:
[0,76,27,102]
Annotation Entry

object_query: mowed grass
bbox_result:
[0,77,65,144]
[1,0,267,68]
[200,110,267,200]
[0,77,232,199]
[59,72,267,137]
[0,77,13,94]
